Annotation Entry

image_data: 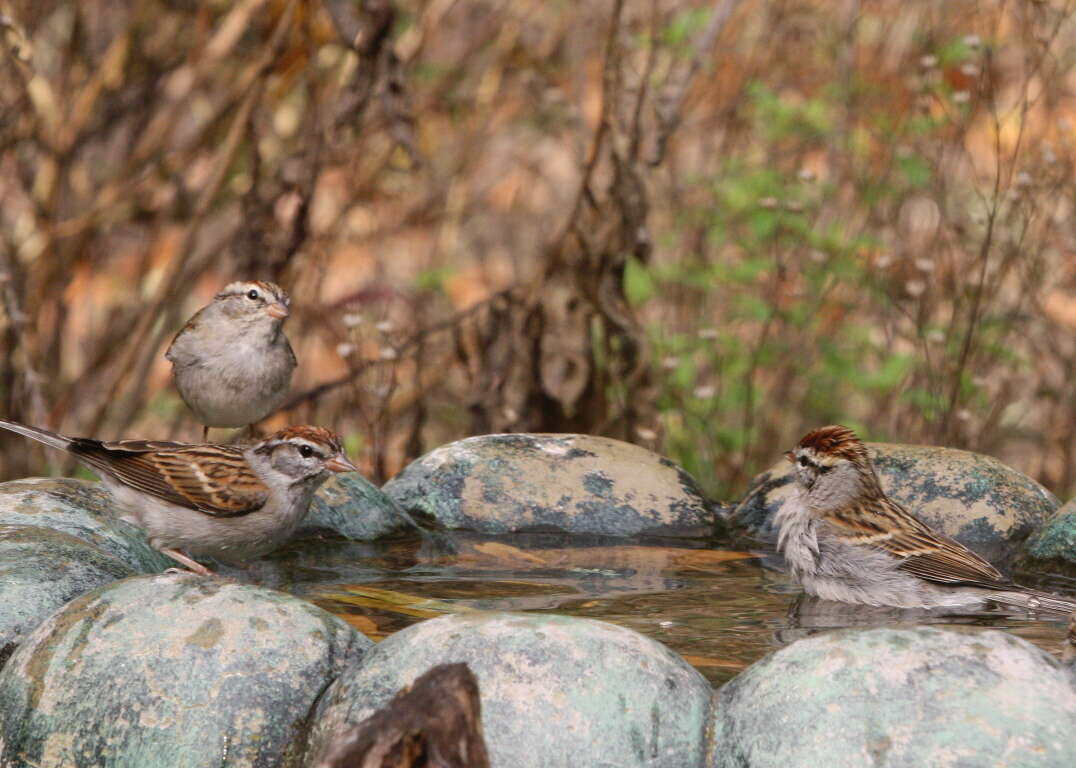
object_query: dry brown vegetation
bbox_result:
[0,0,1073,500]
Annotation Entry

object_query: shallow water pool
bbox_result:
[240,531,1075,687]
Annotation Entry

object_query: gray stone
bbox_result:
[710,626,1076,767]
[303,473,414,542]
[0,478,173,572]
[382,433,716,537]
[1021,498,1076,577]
[307,612,713,768]
[0,573,371,768]
[0,478,175,660]
[0,525,135,658]
[732,443,1058,568]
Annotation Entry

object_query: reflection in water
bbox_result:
[254,531,1075,687]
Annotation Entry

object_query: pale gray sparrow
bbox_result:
[777,425,1076,613]
[167,280,297,440]
[0,419,357,575]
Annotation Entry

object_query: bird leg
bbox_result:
[201,425,210,443]
[159,547,216,577]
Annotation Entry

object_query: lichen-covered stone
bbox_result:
[0,525,135,658]
[382,433,715,537]
[1021,498,1076,577]
[307,612,713,768]
[732,443,1058,568]
[303,473,413,542]
[0,478,173,572]
[710,626,1076,767]
[0,573,371,768]
[0,479,175,661]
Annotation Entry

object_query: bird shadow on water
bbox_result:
[221,532,1075,687]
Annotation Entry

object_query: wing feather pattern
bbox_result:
[70,439,267,517]
[820,496,1010,589]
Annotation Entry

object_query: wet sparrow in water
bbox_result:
[777,425,1076,613]
[167,281,297,440]
[0,420,357,576]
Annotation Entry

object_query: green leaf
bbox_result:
[733,294,772,322]
[663,7,709,47]
[415,266,453,293]
[866,354,912,392]
[897,154,931,188]
[672,358,696,390]
[624,257,656,305]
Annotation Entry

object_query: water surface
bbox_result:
[248,532,1074,687]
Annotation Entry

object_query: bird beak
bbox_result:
[326,454,359,473]
[266,302,289,319]
[783,450,795,463]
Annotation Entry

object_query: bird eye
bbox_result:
[299,445,314,458]
[247,289,260,300]
[798,456,808,467]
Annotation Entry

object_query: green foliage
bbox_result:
[623,257,656,305]
[415,266,454,294]
[636,70,1034,499]
[343,433,365,459]
[897,154,931,188]
[663,7,710,48]
[747,83,834,141]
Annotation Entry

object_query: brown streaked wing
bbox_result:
[148,447,268,516]
[74,441,267,517]
[99,438,190,451]
[822,496,1008,588]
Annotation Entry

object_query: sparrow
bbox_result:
[0,419,358,575]
[166,280,297,440]
[776,425,1076,613]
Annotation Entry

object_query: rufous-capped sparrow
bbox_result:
[167,281,297,440]
[0,419,357,576]
[777,425,1076,613]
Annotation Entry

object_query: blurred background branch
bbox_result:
[0,0,1073,498]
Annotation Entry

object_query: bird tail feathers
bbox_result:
[988,588,1076,615]
[0,419,74,452]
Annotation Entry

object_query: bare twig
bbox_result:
[650,0,742,166]
[90,0,300,440]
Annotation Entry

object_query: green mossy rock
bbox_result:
[1021,498,1076,577]
[0,479,173,659]
[711,626,1076,767]
[732,443,1058,568]
[0,574,371,768]
[0,478,172,572]
[382,433,716,537]
[303,473,412,542]
[0,525,135,658]
[306,612,713,768]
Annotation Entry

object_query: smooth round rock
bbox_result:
[0,478,173,572]
[711,626,1076,767]
[307,612,713,768]
[0,574,372,768]
[382,433,716,537]
[0,525,135,659]
[1021,498,1076,577]
[732,443,1058,568]
[304,473,414,542]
